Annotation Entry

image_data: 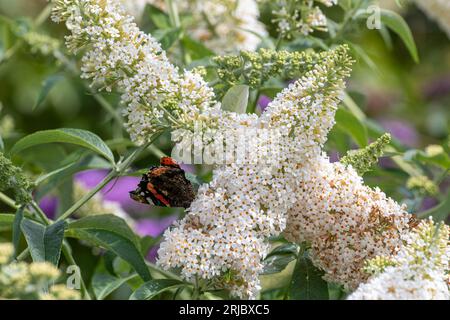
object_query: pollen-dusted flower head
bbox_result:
[52,0,216,144]
[158,46,354,299]
[348,219,450,300]
[284,156,413,290]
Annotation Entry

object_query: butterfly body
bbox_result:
[129,157,195,209]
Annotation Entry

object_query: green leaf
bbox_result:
[222,85,249,114]
[338,0,352,11]
[34,154,112,197]
[380,9,419,63]
[66,215,151,281]
[347,42,379,74]
[266,243,298,258]
[335,108,368,147]
[33,74,64,111]
[130,279,185,300]
[154,28,181,50]
[180,36,215,60]
[0,213,14,231]
[289,253,329,300]
[92,273,138,300]
[21,219,66,265]
[12,207,24,256]
[404,147,450,170]
[263,253,297,275]
[10,128,115,164]
[142,3,171,30]
[140,236,159,256]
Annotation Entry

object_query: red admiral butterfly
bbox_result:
[129,157,196,209]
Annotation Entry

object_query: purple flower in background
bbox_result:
[38,169,183,262]
[39,170,148,217]
[39,196,58,220]
[135,215,177,238]
[421,197,438,211]
[75,169,149,212]
[257,95,272,112]
[135,215,178,262]
[329,151,340,163]
[380,119,419,148]
[179,163,195,174]
[423,75,450,100]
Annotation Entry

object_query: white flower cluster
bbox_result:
[0,243,80,300]
[348,219,450,300]
[188,0,267,53]
[414,0,450,38]
[53,0,449,300]
[284,156,413,290]
[52,0,216,144]
[270,0,338,38]
[124,0,267,53]
[158,46,353,299]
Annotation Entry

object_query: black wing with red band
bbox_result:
[129,157,196,209]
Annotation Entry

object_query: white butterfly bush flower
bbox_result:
[270,0,338,38]
[348,219,450,300]
[190,0,268,53]
[414,0,450,38]
[284,157,413,290]
[52,0,216,144]
[121,0,267,53]
[52,0,448,300]
[158,46,354,299]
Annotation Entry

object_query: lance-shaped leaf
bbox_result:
[92,273,139,300]
[222,85,249,114]
[12,207,24,256]
[65,215,151,281]
[21,218,66,265]
[130,279,185,300]
[380,9,419,63]
[289,253,329,300]
[10,128,115,164]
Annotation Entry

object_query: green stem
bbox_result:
[248,89,261,114]
[0,3,52,66]
[0,191,17,209]
[275,34,283,51]
[27,201,92,300]
[146,262,183,281]
[192,276,201,300]
[30,200,50,225]
[166,0,181,28]
[56,132,163,222]
[165,0,190,64]
[62,242,92,300]
[16,248,29,261]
